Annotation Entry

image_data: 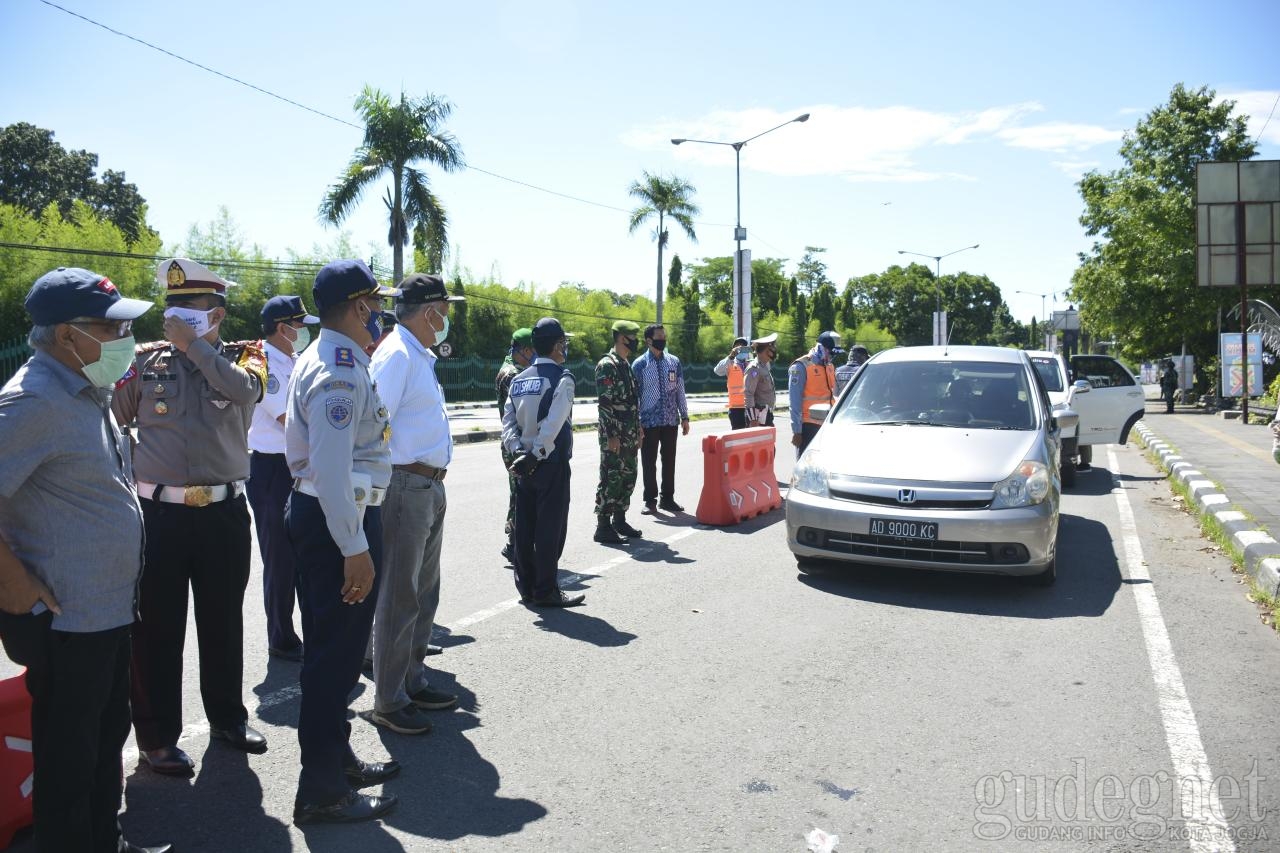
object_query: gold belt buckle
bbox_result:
[183,485,214,507]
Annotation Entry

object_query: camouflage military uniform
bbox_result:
[594,346,641,517]
[496,356,522,535]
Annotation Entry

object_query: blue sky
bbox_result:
[2,0,1277,328]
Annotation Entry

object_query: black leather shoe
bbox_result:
[612,514,643,538]
[425,643,443,656]
[658,497,684,512]
[269,643,303,662]
[593,520,628,544]
[293,791,398,825]
[500,542,515,564]
[344,758,402,788]
[211,722,268,754]
[123,843,173,853]
[641,501,657,515]
[531,590,586,608]
[141,746,195,777]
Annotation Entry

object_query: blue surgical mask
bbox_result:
[363,304,383,341]
[735,350,750,363]
[814,344,828,365]
[292,325,311,352]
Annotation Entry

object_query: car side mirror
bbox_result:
[1053,409,1079,433]
[810,403,831,422]
[1072,379,1092,394]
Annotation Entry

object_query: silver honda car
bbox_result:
[785,346,1077,585]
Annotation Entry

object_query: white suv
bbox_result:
[1027,352,1146,487]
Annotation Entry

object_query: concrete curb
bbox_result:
[1135,422,1280,598]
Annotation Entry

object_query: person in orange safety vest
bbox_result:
[788,330,843,456]
[712,336,750,430]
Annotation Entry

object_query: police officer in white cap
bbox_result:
[286,259,401,825]
[743,332,779,427]
[112,257,269,776]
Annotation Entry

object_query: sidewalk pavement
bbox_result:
[1135,397,1280,596]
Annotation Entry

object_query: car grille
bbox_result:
[829,488,991,510]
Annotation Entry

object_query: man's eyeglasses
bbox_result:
[72,319,133,338]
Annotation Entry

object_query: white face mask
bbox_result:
[165,306,219,337]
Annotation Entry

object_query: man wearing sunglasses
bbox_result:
[0,267,170,852]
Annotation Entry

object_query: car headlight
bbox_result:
[791,449,829,497]
[991,460,1051,508]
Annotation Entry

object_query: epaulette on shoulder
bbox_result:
[137,340,170,354]
[223,339,264,357]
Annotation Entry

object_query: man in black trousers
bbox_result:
[285,259,402,824]
[501,317,584,608]
[0,267,169,852]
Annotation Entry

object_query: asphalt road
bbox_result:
[6,417,1280,852]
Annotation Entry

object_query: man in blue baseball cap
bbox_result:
[501,317,584,607]
[248,295,319,662]
[285,260,402,824]
[789,330,843,456]
[0,268,170,851]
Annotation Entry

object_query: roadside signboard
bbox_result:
[1220,333,1263,397]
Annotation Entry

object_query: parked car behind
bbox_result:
[786,345,1077,585]
[1027,352,1146,483]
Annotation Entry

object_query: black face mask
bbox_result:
[651,339,667,351]
[621,337,638,352]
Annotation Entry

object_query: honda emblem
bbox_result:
[897,488,916,505]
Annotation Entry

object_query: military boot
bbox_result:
[612,513,643,538]
[593,515,628,544]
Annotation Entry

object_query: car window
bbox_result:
[1071,356,1135,388]
[1029,356,1065,392]
[836,360,1036,429]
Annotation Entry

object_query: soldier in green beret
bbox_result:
[594,320,643,543]
[496,328,535,563]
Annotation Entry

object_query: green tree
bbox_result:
[0,122,151,243]
[320,86,463,284]
[811,282,838,333]
[1072,84,1258,365]
[795,246,830,298]
[667,254,684,300]
[627,171,699,324]
[750,257,789,316]
[788,293,809,359]
[0,201,162,343]
[687,256,734,312]
[677,280,703,361]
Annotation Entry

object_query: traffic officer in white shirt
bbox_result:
[285,259,400,825]
[247,295,318,662]
[501,317,584,607]
[366,274,462,736]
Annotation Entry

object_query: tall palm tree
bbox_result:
[628,172,699,323]
[320,86,463,283]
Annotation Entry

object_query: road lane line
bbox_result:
[125,526,702,766]
[1108,447,1236,853]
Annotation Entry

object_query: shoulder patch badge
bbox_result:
[334,347,355,367]
[321,379,356,392]
[266,374,280,395]
[325,395,354,430]
[114,364,137,389]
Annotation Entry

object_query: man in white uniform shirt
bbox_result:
[366,273,462,735]
[247,295,318,662]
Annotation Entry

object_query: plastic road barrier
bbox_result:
[695,426,783,525]
[0,670,32,848]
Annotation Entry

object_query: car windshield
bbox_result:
[1029,357,1065,392]
[835,360,1037,430]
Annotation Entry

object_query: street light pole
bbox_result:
[1015,289,1063,346]
[897,244,979,344]
[673,113,809,340]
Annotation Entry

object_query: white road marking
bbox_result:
[1107,447,1236,853]
[125,526,702,767]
